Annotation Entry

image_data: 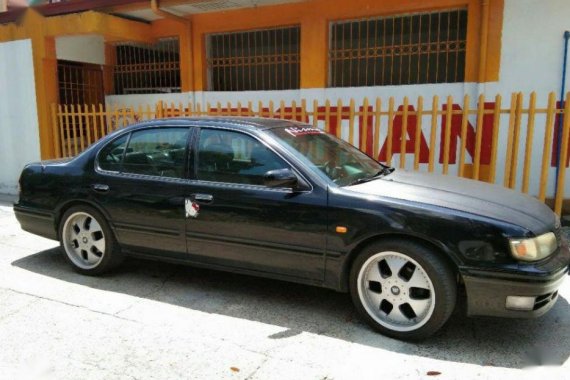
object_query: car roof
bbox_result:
[123,116,307,132]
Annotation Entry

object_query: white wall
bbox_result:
[0,39,41,195]
[106,93,194,112]
[486,0,570,97]
[485,0,570,198]
[55,34,105,65]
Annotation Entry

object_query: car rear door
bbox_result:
[183,126,327,281]
[93,125,191,259]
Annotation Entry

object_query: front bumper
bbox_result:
[463,265,568,318]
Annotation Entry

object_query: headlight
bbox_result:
[509,232,557,261]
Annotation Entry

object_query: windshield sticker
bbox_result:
[284,127,324,137]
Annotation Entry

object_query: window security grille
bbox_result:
[329,9,468,87]
[206,26,300,91]
[57,60,104,105]
[114,38,181,95]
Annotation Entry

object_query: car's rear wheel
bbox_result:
[349,239,456,340]
[59,205,123,275]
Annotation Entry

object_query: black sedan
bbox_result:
[14,117,570,340]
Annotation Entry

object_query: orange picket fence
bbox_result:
[51,91,570,215]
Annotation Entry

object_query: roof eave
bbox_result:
[34,0,145,17]
[0,7,25,24]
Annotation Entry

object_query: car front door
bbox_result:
[94,126,190,259]
[184,127,327,281]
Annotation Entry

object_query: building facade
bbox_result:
[0,0,569,211]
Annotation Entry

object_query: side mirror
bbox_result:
[263,168,298,188]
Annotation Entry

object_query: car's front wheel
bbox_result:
[349,239,456,340]
[59,205,124,275]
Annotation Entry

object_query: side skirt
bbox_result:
[124,249,332,291]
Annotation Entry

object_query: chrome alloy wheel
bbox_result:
[62,211,106,270]
[357,251,435,332]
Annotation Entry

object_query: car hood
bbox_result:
[347,170,556,233]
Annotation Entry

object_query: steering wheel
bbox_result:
[323,160,348,183]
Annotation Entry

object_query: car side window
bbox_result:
[98,134,129,172]
[197,129,288,185]
[122,128,189,178]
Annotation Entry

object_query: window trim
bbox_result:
[95,125,192,183]
[95,131,132,175]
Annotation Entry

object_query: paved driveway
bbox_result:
[0,201,569,379]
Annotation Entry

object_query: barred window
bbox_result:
[113,38,180,95]
[58,60,104,104]
[329,9,468,87]
[206,26,300,91]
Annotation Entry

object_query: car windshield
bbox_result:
[268,125,390,186]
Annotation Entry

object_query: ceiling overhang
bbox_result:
[1,0,307,24]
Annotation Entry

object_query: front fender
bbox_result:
[323,188,527,291]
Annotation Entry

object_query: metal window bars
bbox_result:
[329,9,468,87]
[113,38,181,95]
[206,26,300,91]
[57,61,104,105]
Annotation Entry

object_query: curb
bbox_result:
[0,194,17,204]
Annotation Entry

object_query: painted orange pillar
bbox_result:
[103,42,116,95]
[179,22,193,92]
[22,9,59,159]
[39,38,59,159]
[486,0,504,82]
[152,18,194,91]
[300,13,327,88]
[190,20,205,91]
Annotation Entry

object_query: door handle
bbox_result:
[192,193,213,204]
[91,184,110,193]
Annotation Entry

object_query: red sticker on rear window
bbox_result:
[284,127,323,137]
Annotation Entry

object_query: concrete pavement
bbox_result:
[0,201,569,379]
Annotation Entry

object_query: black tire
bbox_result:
[58,205,124,275]
[349,239,456,340]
